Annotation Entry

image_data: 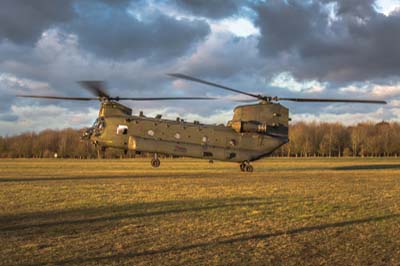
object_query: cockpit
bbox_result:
[92,117,105,133]
[82,117,106,140]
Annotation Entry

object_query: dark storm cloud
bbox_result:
[333,0,376,17]
[0,0,213,129]
[255,0,325,56]
[2,0,400,135]
[253,0,400,83]
[0,0,75,44]
[69,2,210,61]
[173,0,243,19]
[0,0,210,61]
[175,33,262,79]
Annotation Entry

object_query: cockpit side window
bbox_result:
[93,118,105,129]
[92,118,99,127]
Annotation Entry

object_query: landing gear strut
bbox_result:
[240,161,253,172]
[151,153,160,168]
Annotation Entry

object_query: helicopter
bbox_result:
[17,74,387,172]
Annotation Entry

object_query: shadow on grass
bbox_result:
[0,196,308,232]
[334,164,400,171]
[0,172,230,183]
[49,213,400,266]
[264,164,400,172]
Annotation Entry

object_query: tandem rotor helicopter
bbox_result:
[17,74,386,172]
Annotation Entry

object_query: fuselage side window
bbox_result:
[203,152,213,157]
[117,125,128,135]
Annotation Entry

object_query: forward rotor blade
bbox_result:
[78,81,110,98]
[17,95,99,101]
[168,73,262,99]
[276,97,387,104]
[117,97,216,101]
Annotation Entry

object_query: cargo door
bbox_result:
[225,136,238,161]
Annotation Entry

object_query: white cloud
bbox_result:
[0,105,98,135]
[175,28,262,79]
[339,84,368,94]
[376,0,400,15]
[0,73,52,95]
[337,82,400,100]
[389,99,400,107]
[371,83,400,97]
[271,72,326,93]
[212,17,260,37]
[291,107,392,125]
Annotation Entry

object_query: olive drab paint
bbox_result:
[89,101,289,164]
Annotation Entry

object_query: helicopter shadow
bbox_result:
[0,172,230,183]
[47,212,400,266]
[333,164,400,171]
[0,196,302,233]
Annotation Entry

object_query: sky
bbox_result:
[1,0,400,135]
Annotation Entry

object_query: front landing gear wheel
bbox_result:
[151,158,160,168]
[240,162,246,172]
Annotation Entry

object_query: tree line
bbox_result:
[278,121,400,157]
[0,121,399,158]
[0,129,98,158]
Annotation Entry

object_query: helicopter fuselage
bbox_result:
[87,101,289,163]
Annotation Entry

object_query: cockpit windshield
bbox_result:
[82,118,106,140]
[91,117,105,136]
[92,117,105,129]
[92,118,99,128]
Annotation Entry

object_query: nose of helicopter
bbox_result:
[81,128,94,142]
[81,128,103,148]
[81,117,107,145]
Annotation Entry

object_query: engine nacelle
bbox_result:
[229,102,289,136]
[231,121,268,133]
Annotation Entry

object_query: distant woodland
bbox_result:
[0,121,399,158]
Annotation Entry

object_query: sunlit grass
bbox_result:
[0,158,399,265]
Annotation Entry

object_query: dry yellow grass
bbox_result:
[0,158,399,265]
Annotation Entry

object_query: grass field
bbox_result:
[0,158,399,266]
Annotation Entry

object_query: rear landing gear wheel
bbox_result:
[245,165,253,172]
[151,158,160,168]
[240,161,253,172]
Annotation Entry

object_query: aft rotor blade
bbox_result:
[168,73,262,100]
[231,99,259,103]
[117,97,216,101]
[78,81,110,98]
[276,97,387,104]
[17,95,99,101]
